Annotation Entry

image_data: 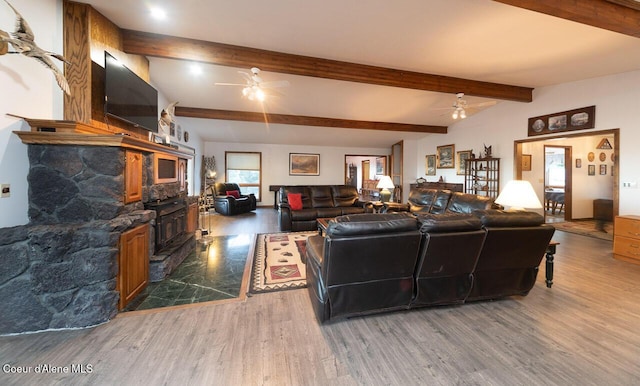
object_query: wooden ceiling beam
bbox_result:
[493,0,640,38]
[175,107,448,134]
[122,29,532,103]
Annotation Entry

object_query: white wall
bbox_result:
[0,0,63,228]
[205,140,389,207]
[416,69,640,216]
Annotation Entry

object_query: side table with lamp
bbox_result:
[376,175,395,203]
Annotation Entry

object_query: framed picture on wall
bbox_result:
[588,164,596,176]
[425,154,436,175]
[528,106,595,136]
[375,156,387,175]
[456,150,472,175]
[575,158,582,168]
[437,144,455,169]
[600,164,607,175]
[289,153,320,176]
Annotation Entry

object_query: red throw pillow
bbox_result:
[287,193,303,210]
[226,190,240,199]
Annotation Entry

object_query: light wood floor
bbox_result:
[2,209,640,385]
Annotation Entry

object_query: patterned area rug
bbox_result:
[250,231,316,294]
[552,220,613,241]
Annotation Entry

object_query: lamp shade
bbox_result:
[495,180,542,210]
[376,175,395,190]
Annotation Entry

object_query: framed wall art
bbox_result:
[289,153,320,176]
[437,144,455,169]
[600,164,607,175]
[375,156,387,175]
[575,158,582,168]
[588,165,596,176]
[425,154,436,175]
[456,150,472,175]
[528,106,595,137]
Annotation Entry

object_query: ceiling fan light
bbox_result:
[452,110,458,119]
[460,109,467,119]
[255,87,265,101]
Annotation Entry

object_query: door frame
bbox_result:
[514,128,620,221]
[544,145,572,221]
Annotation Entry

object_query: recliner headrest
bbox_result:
[416,213,483,233]
[327,212,418,236]
[472,209,544,227]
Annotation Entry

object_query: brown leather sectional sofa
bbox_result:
[278,185,370,231]
[304,206,555,323]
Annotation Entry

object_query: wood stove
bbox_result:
[145,197,187,253]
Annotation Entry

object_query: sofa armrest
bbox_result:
[383,202,409,213]
[278,205,293,231]
[214,194,235,202]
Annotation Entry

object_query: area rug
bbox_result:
[552,220,613,241]
[249,231,317,294]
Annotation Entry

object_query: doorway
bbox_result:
[544,146,572,223]
[344,154,388,200]
[514,128,619,228]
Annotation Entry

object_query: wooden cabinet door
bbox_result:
[125,150,143,203]
[186,203,198,233]
[118,224,149,310]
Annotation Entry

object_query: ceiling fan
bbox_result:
[214,67,289,101]
[450,93,497,120]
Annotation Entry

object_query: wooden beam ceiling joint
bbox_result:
[175,107,448,134]
[493,0,640,39]
[122,29,533,103]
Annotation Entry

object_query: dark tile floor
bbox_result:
[124,234,253,311]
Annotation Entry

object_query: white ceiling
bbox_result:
[78,0,640,148]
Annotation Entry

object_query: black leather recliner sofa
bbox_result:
[305,209,555,323]
[278,185,370,231]
[305,213,422,323]
[212,182,257,215]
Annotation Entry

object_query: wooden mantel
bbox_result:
[13,118,193,159]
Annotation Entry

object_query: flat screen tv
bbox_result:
[104,51,159,132]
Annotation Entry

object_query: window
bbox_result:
[225,152,262,201]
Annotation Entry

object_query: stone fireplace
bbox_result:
[0,127,195,335]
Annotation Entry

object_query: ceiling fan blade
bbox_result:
[468,101,498,108]
[238,71,252,82]
[214,82,245,87]
[260,80,290,89]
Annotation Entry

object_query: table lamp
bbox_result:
[495,180,542,211]
[377,175,395,202]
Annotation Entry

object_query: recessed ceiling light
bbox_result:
[150,7,167,20]
[190,64,202,75]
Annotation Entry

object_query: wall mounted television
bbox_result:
[104,51,159,132]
